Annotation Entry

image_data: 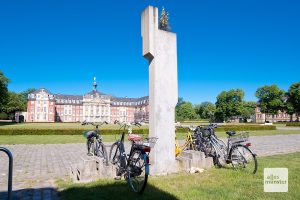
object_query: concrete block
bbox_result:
[70,156,117,183]
[176,150,213,172]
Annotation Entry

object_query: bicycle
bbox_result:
[109,120,158,194]
[175,126,197,157]
[82,120,109,165]
[194,124,258,174]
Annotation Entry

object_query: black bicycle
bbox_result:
[109,120,157,194]
[82,120,109,165]
[194,124,258,174]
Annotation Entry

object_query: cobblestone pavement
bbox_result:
[1,134,300,199]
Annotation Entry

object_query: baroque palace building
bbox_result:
[254,107,297,123]
[26,78,149,123]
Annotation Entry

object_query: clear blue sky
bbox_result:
[0,0,299,104]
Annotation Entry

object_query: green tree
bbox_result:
[286,101,295,122]
[4,92,27,118]
[215,89,245,122]
[286,82,300,121]
[0,71,10,112]
[240,101,257,122]
[195,102,216,120]
[20,88,36,110]
[255,85,285,122]
[176,97,186,108]
[176,102,198,121]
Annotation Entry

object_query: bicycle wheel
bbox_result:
[230,145,257,174]
[127,149,148,194]
[109,142,122,165]
[211,139,227,167]
[96,140,108,165]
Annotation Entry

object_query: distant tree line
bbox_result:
[176,82,300,122]
[0,71,35,120]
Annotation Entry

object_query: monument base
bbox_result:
[69,150,213,182]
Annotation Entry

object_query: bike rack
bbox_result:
[0,147,13,200]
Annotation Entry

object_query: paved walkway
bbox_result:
[1,134,300,199]
[277,126,300,130]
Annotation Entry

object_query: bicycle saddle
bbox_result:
[226,131,236,136]
[128,134,142,141]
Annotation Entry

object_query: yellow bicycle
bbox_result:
[175,126,196,157]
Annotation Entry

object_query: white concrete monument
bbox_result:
[141,6,178,175]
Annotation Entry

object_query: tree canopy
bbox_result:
[4,91,27,115]
[175,98,198,121]
[255,85,285,117]
[0,71,9,112]
[240,101,257,122]
[215,89,245,122]
[195,102,216,120]
[286,82,300,119]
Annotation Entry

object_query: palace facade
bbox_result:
[26,79,149,123]
[254,107,297,123]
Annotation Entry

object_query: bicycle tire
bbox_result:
[96,141,109,166]
[230,145,258,174]
[127,149,148,194]
[211,140,226,167]
[109,142,122,163]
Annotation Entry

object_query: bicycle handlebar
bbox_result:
[81,120,108,127]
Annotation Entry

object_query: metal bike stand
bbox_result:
[0,147,13,200]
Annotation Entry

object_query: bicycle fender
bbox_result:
[244,145,257,157]
[144,154,150,175]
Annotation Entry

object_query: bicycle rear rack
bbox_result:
[0,147,13,200]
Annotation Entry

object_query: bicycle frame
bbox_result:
[113,121,150,176]
[175,127,196,157]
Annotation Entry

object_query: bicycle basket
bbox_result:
[228,132,249,143]
[136,137,158,148]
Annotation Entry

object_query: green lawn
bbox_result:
[0,130,299,144]
[0,122,148,130]
[58,152,300,200]
[0,134,133,144]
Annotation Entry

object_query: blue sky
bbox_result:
[0,0,299,104]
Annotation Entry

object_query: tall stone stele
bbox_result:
[141,6,178,175]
